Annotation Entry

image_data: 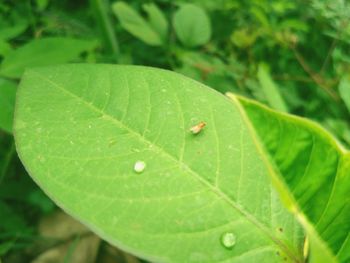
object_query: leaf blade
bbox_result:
[0,37,97,79]
[257,63,288,112]
[112,2,163,46]
[14,65,304,262]
[142,3,168,42]
[173,4,211,47]
[236,95,350,263]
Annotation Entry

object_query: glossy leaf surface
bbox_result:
[15,65,349,262]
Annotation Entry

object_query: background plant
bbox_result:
[0,0,350,262]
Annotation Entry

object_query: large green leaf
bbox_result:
[173,4,211,47]
[112,2,165,46]
[15,64,304,262]
[0,37,97,79]
[257,63,288,112]
[234,95,350,263]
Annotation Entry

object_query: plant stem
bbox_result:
[63,234,81,263]
[320,20,349,75]
[291,46,339,101]
[272,74,314,83]
[320,37,339,75]
[26,0,37,36]
[0,140,15,185]
[90,0,119,61]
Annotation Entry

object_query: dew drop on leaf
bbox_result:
[221,232,236,249]
[134,161,146,173]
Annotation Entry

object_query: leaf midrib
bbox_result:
[29,69,301,262]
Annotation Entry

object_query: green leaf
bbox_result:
[173,4,211,47]
[35,0,49,11]
[90,0,120,59]
[0,78,16,133]
[0,238,16,256]
[230,28,259,48]
[0,22,27,41]
[235,95,350,263]
[0,201,28,234]
[0,37,97,79]
[28,189,55,214]
[0,133,15,183]
[142,3,168,42]
[0,40,12,57]
[257,63,288,112]
[339,75,350,113]
[112,2,164,46]
[15,64,304,262]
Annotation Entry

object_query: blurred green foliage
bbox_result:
[0,0,350,261]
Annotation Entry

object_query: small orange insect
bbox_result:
[190,121,206,134]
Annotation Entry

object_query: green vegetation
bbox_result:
[1,0,350,262]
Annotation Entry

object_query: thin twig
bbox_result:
[272,74,314,83]
[320,19,349,75]
[290,45,339,101]
[0,140,15,185]
[90,0,119,60]
[320,37,339,75]
[29,231,93,260]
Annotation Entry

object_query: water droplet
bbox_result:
[161,88,166,92]
[221,232,236,249]
[88,124,92,129]
[134,161,146,173]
